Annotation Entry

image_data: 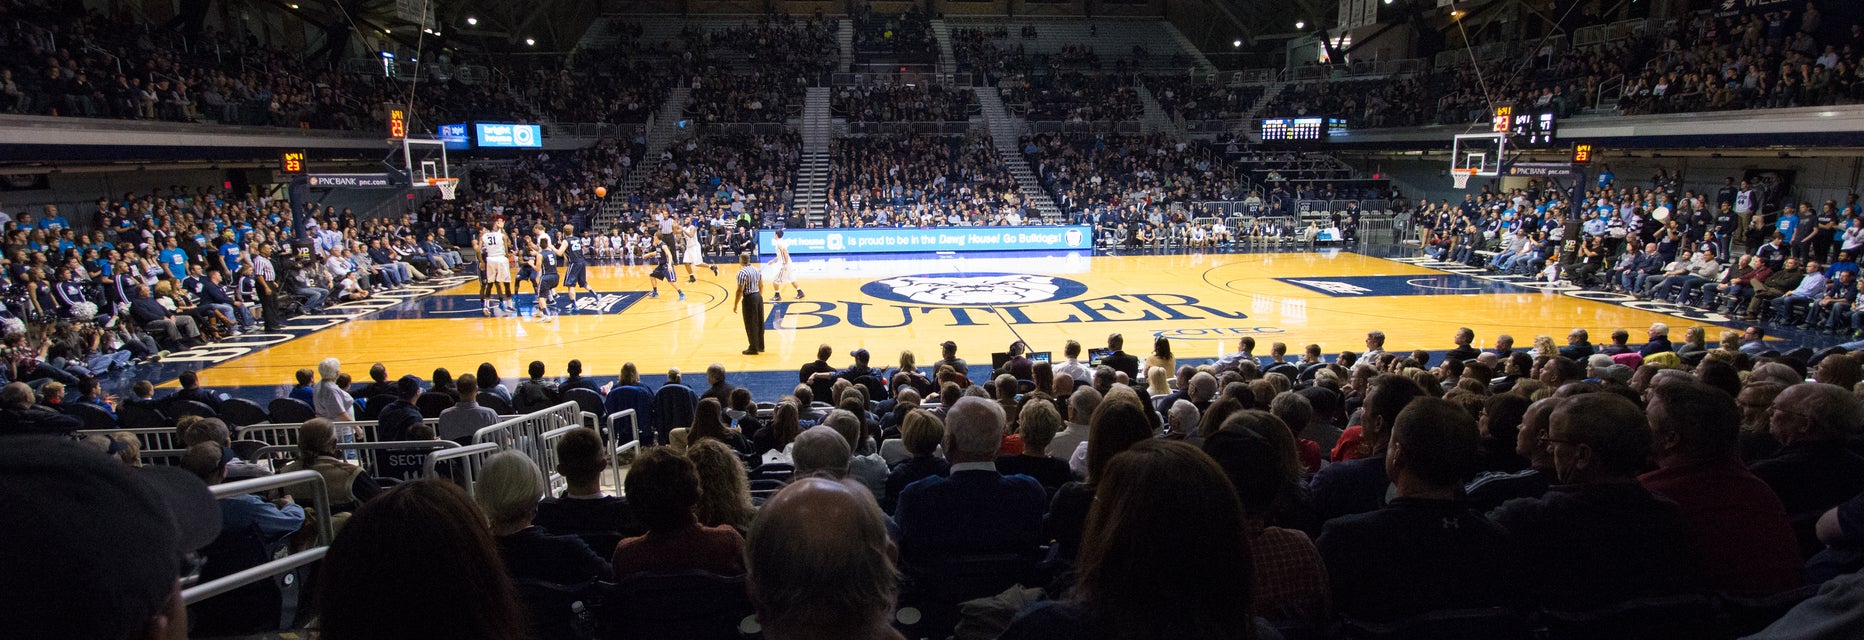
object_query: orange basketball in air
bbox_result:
[595,186,608,198]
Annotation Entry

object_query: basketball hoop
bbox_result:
[1451,168,1478,190]
[428,177,461,200]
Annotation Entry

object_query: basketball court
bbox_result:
[144,247,1768,398]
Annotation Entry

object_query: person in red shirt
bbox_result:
[1640,379,1804,596]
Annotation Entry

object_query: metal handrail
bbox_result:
[181,470,332,605]
[606,409,639,490]
[423,442,501,493]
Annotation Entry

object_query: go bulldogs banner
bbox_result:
[759,225,1093,256]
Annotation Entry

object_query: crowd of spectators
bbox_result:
[822,134,1025,228]
[16,322,1864,638]
[831,84,976,122]
[851,7,938,64]
[1146,74,1267,122]
[951,24,1190,81]
[633,132,800,217]
[1001,72,1143,122]
[1270,3,1864,130]
[1023,133,1245,217]
[1618,7,1864,114]
[0,2,394,129]
[951,26,1033,79]
[703,13,837,79]
[1413,168,1864,341]
[684,71,804,124]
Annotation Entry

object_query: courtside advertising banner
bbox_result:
[760,226,1094,256]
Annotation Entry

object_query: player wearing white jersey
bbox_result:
[681,219,719,283]
[474,217,514,314]
[767,227,803,301]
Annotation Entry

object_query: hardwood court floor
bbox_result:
[179,250,1715,390]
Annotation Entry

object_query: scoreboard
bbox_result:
[1491,106,1557,148]
[1260,117,1348,142]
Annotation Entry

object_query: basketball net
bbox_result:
[1451,169,1477,190]
[429,177,460,200]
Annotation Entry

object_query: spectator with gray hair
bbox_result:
[748,477,908,640]
[999,400,1073,490]
[476,451,610,587]
[1164,399,1201,444]
[1491,393,1697,609]
[1189,371,1219,410]
[1640,323,1674,357]
[793,425,854,479]
[180,417,270,479]
[824,409,888,500]
[1752,382,1864,557]
[1049,385,1100,460]
[893,396,1048,564]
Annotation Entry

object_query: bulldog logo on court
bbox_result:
[861,273,1089,306]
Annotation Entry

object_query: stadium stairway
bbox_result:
[1238,82,1287,142]
[798,87,834,226]
[931,19,956,74]
[602,86,689,226]
[976,89,1062,221]
[1160,22,1220,77]
[837,19,854,73]
[1136,82,1184,138]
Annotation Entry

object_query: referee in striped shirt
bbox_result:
[734,253,765,355]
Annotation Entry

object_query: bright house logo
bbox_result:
[861,273,1090,306]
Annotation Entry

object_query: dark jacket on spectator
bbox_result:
[374,399,424,442]
[1491,482,1700,609]
[1751,442,1864,558]
[1318,497,1519,621]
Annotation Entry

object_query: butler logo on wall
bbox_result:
[861,273,1091,306]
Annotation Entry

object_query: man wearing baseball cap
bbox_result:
[0,436,221,640]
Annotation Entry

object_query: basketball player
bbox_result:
[475,217,514,314]
[560,224,596,302]
[533,227,561,320]
[647,237,684,300]
[682,217,719,283]
[766,228,804,301]
[513,237,537,298]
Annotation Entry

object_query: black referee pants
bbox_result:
[741,291,765,353]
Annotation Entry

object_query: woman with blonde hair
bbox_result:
[107,431,142,466]
[688,439,758,533]
[1145,366,1172,398]
[1531,335,1557,359]
[882,409,948,514]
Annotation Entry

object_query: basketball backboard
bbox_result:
[394,137,450,187]
[1451,132,1506,177]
